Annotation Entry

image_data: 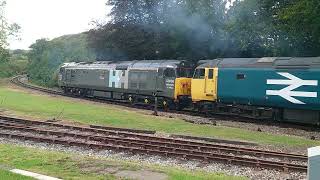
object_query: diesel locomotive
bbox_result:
[57,57,320,124]
[58,60,192,109]
[191,57,320,124]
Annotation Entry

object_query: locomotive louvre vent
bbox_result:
[257,57,277,63]
[274,57,312,69]
[140,83,147,89]
[275,65,310,69]
[312,58,320,66]
[130,83,138,88]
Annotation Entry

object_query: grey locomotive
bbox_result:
[58,60,192,108]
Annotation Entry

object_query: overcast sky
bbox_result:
[6,0,110,50]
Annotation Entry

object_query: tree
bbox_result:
[0,0,20,63]
[89,0,227,61]
[277,0,320,56]
[28,33,96,86]
[225,0,320,57]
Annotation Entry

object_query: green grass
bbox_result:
[0,143,245,180]
[0,86,319,147]
[0,169,35,180]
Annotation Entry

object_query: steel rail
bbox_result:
[0,121,307,163]
[0,116,307,161]
[0,130,307,173]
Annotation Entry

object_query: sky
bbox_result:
[6,0,110,50]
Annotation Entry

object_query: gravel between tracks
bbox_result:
[0,137,306,180]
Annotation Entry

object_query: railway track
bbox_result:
[10,75,157,111]
[11,75,320,132]
[0,115,308,173]
[11,76,64,95]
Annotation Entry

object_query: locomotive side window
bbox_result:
[164,68,176,78]
[193,69,205,79]
[122,70,126,77]
[208,69,214,79]
[237,74,246,80]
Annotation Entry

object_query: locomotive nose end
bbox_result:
[174,77,192,100]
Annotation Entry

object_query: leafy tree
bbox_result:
[0,0,20,63]
[225,0,320,57]
[90,0,320,60]
[10,49,29,61]
[277,0,320,56]
[89,0,226,61]
[0,0,22,78]
[28,0,320,85]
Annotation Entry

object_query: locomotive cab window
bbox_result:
[193,69,205,79]
[208,69,214,79]
[177,68,192,78]
[158,68,164,77]
[164,68,176,78]
[236,74,246,80]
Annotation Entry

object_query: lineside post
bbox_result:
[153,92,158,116]
[153,90,162,116]
[308,146,320,180]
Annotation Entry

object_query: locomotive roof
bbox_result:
[61,60,188,70]
[129,60,188,69]
[197,57,320,69]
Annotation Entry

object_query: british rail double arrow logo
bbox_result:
[266,72,318,104]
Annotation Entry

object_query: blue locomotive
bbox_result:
[192,57,320,124]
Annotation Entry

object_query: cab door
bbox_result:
[205,68,215,96]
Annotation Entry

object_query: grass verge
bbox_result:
[0,143,245,180]
[0,86,319,147]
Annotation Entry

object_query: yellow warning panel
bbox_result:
[174,78,192,99]
[191,68,218,102]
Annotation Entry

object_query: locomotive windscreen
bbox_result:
[177,68,193,78]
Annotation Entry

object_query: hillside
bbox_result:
[27,32,96,86]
